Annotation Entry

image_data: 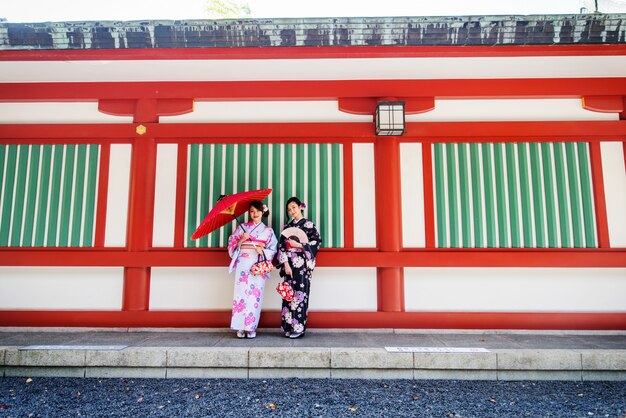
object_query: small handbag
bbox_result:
[276,281,294,301]
[250,251,273,276]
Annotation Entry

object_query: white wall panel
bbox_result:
[352,143,377,247]
[150,267,234,310]
[0,267,123,310]
[104,144,131,247]
[400,143,425,247]
[600,142,626,247]
[163,101,370,123]
[309,267,377,311]
[150,267,377,312]
[407,99,619,122]
[0,102,133,124]
[152,144,178,247]
[150,267,286,311]
[2,56,626,83]
[405,267,626,312]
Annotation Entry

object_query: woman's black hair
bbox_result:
[285,196,303,213]
[249,200,269,218]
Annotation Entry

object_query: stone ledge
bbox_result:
[249,368,331,379]
[0,348,624,380]
[414,352,497,370]
[5,349,85,367]
[581,350,626,370]
[331,348,413,369]
[496,350,582,371]
[86,348,166,367]
[85,367,166,379]
[4,366,85,378]
[331,369,414,379]
[250,348,330,369]
[166,367,248,379]
[167,347,249,368]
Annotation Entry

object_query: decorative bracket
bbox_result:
[98,98,194,123]
[582,95,624,115]
[338,97,434,116]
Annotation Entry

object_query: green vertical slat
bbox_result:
[319,144,329,248]
[46,145,64,246]
[445,143,458,248]
[481,143,497,248]
[248,144,258,191]
[222,144,235,246]
[35,145,52,246]
[331,143,342,248]
[307,144,317,230]
[22,145,41,247]
[0,146,6,245]
[457,143,471,248]
[284,143,293,199]
[210,145,223,248]
[0,145,5,193]
[540,143,558,248]
[260,144,269,189]
[70,144,86,247]
[553,143,571,247]
[517,143,533,247]
[82,144,99,247]
[199,144,211,248]
[296,144,305,198]
[433,144,447,248]
[187,144,199,248]
[260,144,270,226]
[505,143,520,248]
[10,145,29,246]
[237,144,246,194]
[529,143,546,248]
[469,143,483,248]
[58,145,75,247]
[271,144,282,231]
[0,145,17,246]
[577,143,596,248]
[565,143,584,247]
[493,143,508,247]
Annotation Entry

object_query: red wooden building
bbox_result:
[0,14,625,329]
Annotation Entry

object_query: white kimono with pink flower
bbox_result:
[227,221,277,332]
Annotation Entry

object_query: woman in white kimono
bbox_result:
[227,201,277,339]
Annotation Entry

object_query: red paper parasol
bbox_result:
[190,188,272,240]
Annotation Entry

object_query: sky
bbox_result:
[2,0,625,23]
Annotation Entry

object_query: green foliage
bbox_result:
[206,0,252,19]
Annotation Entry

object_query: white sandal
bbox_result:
[236,330,245,339]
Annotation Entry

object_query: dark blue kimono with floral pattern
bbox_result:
[277,217,321,335]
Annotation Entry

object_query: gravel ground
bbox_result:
[0,378,625,418]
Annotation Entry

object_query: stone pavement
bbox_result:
[1,328,625,381]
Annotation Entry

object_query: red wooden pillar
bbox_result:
[123,101,158,311]
[374,136,404,312]
[99,98,193,312]
[123,134,157,310]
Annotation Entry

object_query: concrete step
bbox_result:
[1,329,625,380]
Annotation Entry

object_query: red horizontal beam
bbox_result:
[0,310,624,330]
[0,249,624,267]
[2,78,626,102]
[2,45,626,61]
[1,121,625,141]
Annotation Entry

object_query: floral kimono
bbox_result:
[277,218,321,335]
[227,221,278,332]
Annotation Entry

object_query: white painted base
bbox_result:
[0,267,123,310]
[149,266,378,311]
[404,267,626,312]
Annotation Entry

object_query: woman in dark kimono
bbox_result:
[277,196,321,339]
